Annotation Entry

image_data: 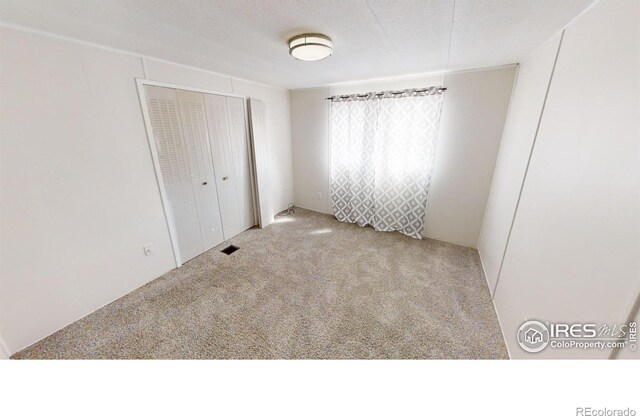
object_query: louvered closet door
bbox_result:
[145,86,203,262]
[176,90,225,252]
[204,94,255,239]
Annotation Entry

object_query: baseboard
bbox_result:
[478,248,494,297]
[491,299,513,359]
[478,249,511,359]
[423,234,476,249]
[291,204,333,216]
[296,205,480,251]
[8,262,176,357]
[299,202,511,358]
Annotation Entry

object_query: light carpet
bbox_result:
[13,208,508,359]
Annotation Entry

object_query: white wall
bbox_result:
[0,26,293,355]
[230,79,294,216]
[426,68,516,247]
[291,87,331,213]
[0,333,9,359]
[291,67,516,247]
[481,0,640,358]
[478,33,562,295]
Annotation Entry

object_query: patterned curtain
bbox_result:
[330,90,444,239]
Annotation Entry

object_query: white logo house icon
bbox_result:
[517,320,550,353]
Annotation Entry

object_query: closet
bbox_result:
[144,85,255,263]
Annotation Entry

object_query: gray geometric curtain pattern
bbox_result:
[330,92,444,239]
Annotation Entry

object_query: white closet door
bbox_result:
[145,86,203,262]
[204,94,240,239]
[225,96,255,232]
[176,90,225,251]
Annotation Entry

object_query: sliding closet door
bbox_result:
[176,90,225,251]
[145,86,203,262]
[204,94,254,239]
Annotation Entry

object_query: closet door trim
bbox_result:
[136,78,254,267]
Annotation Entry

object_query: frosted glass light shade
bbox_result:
[289,34,333,61]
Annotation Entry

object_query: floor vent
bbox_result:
[221,245,240,255]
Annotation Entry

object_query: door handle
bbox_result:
[202,182,208,185]
[223,176,229,181]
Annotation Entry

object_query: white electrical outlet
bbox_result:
[143,244,154,256]
[316,192,323,200]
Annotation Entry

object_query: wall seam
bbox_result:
[477,63,520,271]
[140,57,148,78]
[491,29,565,300]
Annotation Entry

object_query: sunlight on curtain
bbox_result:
[330,92,444,239]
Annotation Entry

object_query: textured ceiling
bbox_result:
[0,0,594,89]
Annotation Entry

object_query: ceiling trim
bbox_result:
[0,21,289,92]
[292,63,518,91]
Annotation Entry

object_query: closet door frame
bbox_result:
[136,78,258,267]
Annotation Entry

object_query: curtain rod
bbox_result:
[325,86,446,101]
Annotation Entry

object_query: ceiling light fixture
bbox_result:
[288,33,333,61]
